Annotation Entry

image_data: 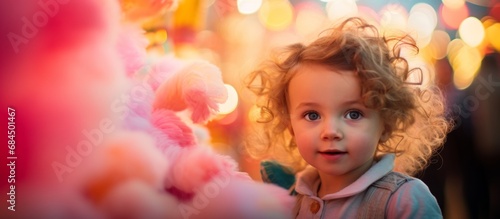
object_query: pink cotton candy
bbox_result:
[184,175,295,219]
[153,60,228,123]
[166,146,231,194]
[80,132,168,204]
[100,180,179,219]
[117,26,148,77]
[153,64,190,112]
[149,128,184,156]
[180,61,228,123]
[146,56,186,91]
[121,80,156,131]
[0,0,127,187]
[0,185,106,219]
[0,1,296,218]
[150,109,196,148]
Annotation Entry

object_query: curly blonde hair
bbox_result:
[245,17,451,176]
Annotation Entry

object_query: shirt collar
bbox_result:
[295,154,394,199]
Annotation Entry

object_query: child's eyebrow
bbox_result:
[294,99,364,110]
[294,102,320,109]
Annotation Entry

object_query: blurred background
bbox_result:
[145,0,500,218]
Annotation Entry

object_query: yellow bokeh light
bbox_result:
[442,0,465,9]
[325,0,358,21]
[218,84,239,115]
[258,0,294,31]
[428,30,451,60]
[155,29,168,43]
[175,45,201,59]
[482,17,497,28]
[448,42,482,90]
[486,23,500,52]
[459,17,485,47]
[447,39,465,59]
[237,0,262,15]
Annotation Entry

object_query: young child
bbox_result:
[246,17,450,218]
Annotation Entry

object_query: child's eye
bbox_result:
[345,110,362,120]
[304,111,321,121]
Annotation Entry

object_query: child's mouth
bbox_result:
[319,150,347,161]
[319,150,346,155]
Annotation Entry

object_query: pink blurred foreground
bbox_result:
[0,0,294,218]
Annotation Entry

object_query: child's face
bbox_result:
[287,63,385,179]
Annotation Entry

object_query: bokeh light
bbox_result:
[155,29,168,43]
[357,5,379,23]
[237,0,262,15]
[380,4,408,31]
[146,29,168,46]
[447,38,466,62]
[408,3,437,47]
[459,17,485,47]
[482,17,497,31]
[258,0,294,31]
[448,39,482,89]
[442,0,465,9]
[486,22,500,52]
[440,3,469,29]
[325,0,358,21]
[218,84,239,115]
[428,30,451,60]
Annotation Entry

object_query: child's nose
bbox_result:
[321,120,343,140]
